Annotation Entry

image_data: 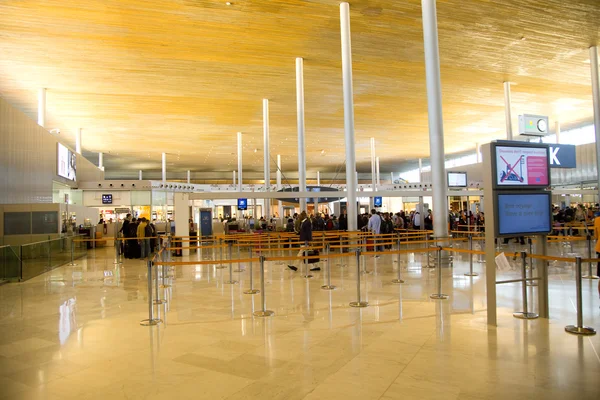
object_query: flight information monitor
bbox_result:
[237,198,247,210]
[448,172,467,188]
[102,194,113,204]
[492,142,549,188]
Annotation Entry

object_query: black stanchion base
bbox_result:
[302,274,314,279]
[349,301,368,308]
[513,312,538,319]
[565,325,596,335]
[140,318,162,326]
[391,279,405,284]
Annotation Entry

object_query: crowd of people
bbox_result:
[119,214,157,259]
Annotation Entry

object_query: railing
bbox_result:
[0,245,21,282]
[19,235,87,281]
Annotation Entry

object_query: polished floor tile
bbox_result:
[0,240,598,399]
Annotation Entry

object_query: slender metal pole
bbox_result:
[226,241,237,284]
[237,132,243,192]
[513,251,537,319]
[565,257,596,335]
[527,238,538,286]
[217,238,226,269]
[140,260,162,326]
[244,247,259,294]
[154,256,166,305]
[68,238,77,266]
[321,244,336,290]
[589,46,600,201]
[430,247,448,299]
[583,234,599,279]
[349,249,368,307]
[296,58,307,212]
[465,234,478,276]
[504,81,513,140]
[302,242,313,279]
[253,256,274,316]
[340,2,358,231]
[391,240,404,284]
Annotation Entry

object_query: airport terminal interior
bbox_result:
[1,1,600,399]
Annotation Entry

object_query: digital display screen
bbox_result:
[237,198,247,210]
[102,194,113,204]
[447,172,467,188]
[496,192,551,236]
[494,144,549,188]
[374,196,382,207]
[57,143,76,181]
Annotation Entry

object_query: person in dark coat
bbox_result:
[288,211,318,271]
[338,210,348,231]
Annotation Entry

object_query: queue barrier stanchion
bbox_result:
[391,243,405,284]
[349,249,368,308]
[244,247,259,295]
[160,249,171,288]
[216,238,226,269]
[513,251,538,319]
[565,257,596,335]
[140,260,162,326]
[113,237,122,265]
[464,234,478,277]
[225,241,238,284]
[253,256,274,317]
[583,235,599,279]
[68,237,77,266]
[302,243,313,279]
[526,238,537,286]
[153,255,167,305]
[430,246,449,300]
[234,241,244,272]
[321,244,336,290]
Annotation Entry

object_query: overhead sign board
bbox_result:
[548,144,576,168]
[518,114,549,136]
[114,208,130,214]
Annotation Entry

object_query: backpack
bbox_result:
[326,219,334,230]
[144,223,152,237]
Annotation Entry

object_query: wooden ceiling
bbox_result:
[0,0,599,176]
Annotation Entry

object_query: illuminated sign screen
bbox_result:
[237,198,247,210]
[493,143,549,188]
[374,196,382,207]
[496,192,552,236]
[102,194,113,204]
[448,172,467,188]
[57,143,76,181]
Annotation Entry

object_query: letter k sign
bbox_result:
[550,147,560,166]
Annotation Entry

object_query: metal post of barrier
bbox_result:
[253,256,274,317]
[394,237,400,264]
[234,242,244,272]
[302,243,313,279]
[565,257,596,335]
[244,247,259,294]
[225,241,238,284]
[113,237,121,265]
[288,237,292,258]
[526,238,538,286]
[140,260,162,326]
[216,238,226,269]
[513,251,538,319]
[391,244,405,284]
[321,244,336,290]
[349,249,368,307]
[464,234,478,277]
[160,250,171,288]
[68,238,77,266]
[583,235,599,279]
[430,247,449,299]
[153,257,166,305]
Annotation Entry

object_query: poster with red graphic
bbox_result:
[495,146,549,187]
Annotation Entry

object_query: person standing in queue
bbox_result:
[594,211,600,302]
[287,211,319,271]
[137,217,149,259]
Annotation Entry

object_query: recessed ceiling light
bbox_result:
[226,1,232,5]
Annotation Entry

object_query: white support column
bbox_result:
[418,158,423,183]
[555,121,561,144]
[187,170,191,184]
[296,58,307,212]
[589,46,600,195]
[276,155,282,218]
[376,156,381,187]
[503,81,513,140]
[76,128,82,155]
[233,170,237,186]
[161,153,166,182]
[263,98,271,219]
[421,0,448,238]
[390,172,394,184]
[174,193,190,256]
[340,2,358,231]
[476,143,481,163]
[370,137,376,208]
[139,170,143,180]
[38,88,46,128]
[237,132,243,192]
[98,152,104,170]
